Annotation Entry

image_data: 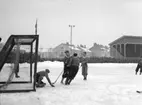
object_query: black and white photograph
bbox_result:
[1,0,142,105]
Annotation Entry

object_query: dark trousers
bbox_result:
[82,65,88,76]
[62,66,70,78]
[65,65,79,84]
[69,66,79,80]
[35,74,44,84]
[15,64,19,75]
[135,64,142,75]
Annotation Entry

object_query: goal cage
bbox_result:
[0,35,39,93]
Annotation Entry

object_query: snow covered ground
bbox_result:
[1,61,142,105]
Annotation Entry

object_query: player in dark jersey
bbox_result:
[65,53,80,85]
[61,50,71,84]
[135,56,142,75]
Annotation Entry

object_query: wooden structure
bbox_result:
[109,35,142,59]
[0,35,39,93]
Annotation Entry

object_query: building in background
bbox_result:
[38,42,108,59]
[38,48,49,59]
[52,42,80,58]
[1,40,109,59]
[52,42,92,58]
[89,43,110,57]
[77,45,92,57]
[52,42,71,58]
[109,35,142,59]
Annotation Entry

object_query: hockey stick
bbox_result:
[52,65,82,84]
[52,70,64,84]
[136,90,142,93]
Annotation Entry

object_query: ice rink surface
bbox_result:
[1,61,142,105]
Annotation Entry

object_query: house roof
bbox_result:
[109,35,142,45]
[53,43,92,52]
[78,47,91,52]
[69,46,80,51]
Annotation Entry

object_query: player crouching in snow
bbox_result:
[35,69,55,87]
[135,57,142,75]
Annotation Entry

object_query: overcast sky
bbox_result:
[0,0,142,48]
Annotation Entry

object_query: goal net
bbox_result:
[0,35,39,93]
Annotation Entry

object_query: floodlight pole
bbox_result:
[69,25,75,54]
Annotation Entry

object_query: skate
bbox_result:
[36,83,46,88]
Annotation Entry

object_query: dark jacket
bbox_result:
[37,71,47,77]
[64,56,70,66]
[68,56,80,67]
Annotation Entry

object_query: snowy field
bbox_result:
[1,61,142,105]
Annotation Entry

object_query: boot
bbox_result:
[65,78,69,85]
[15,74,20,78]
[83,76,87,80]
[68,79,72,85]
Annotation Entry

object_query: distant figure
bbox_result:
[135,57,142,75]
[35,69,55,87]
[81,52,88,80]
[61,50,71,84]
[14,43,20,78]
[15,64,20,78]
[65,53,80,85]
[0,37,1,42]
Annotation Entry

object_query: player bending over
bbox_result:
[35,69,55,87]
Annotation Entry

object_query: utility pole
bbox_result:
[69,25,75,54]
[35,19,38,35]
